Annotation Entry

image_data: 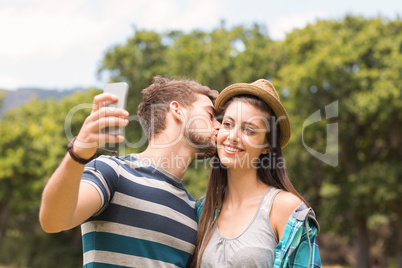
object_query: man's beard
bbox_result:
[185,129,217,159]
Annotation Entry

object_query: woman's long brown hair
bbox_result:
[190,95,309,268]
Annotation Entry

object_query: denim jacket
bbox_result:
[196,198,322,267]
[273,202,321,267]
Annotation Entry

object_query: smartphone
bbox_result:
[102,82,128,136]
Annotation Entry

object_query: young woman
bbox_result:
[191,79,321,268]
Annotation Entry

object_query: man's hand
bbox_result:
[72,93,129,159]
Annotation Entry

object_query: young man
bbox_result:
[39,76,220,267]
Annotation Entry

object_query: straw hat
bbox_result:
[215,79,291,148]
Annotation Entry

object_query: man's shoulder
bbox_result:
[93,154,147,169]
[83,154,144,180]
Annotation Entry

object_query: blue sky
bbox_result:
[0,0,401,90]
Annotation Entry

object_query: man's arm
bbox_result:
[39,93,129,233]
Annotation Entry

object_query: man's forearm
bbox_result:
[39,153,85,233]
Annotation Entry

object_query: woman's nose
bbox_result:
[227,127,240,143]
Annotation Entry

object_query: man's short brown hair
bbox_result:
[137,76,218,138]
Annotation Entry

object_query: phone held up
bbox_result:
[102,82,128,136]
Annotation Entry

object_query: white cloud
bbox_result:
[119,0,222,32]
[0,0,225,90]
[0,0,401,90]
[270,10,328,40]
[0,0,148,89]
[0,74,20,90]
[0,1,113,58]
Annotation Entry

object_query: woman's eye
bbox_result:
[244,128,255,134]
[222,121,232,128]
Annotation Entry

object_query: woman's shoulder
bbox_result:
[273,191,302,214]
[270,191,302,239]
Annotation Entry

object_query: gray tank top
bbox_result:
[200,187,282,268]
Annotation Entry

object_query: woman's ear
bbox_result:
[262,146,271,154]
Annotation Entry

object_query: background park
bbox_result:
[0,1,401,268]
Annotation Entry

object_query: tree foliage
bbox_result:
[0,90,99,267]
[272,16,402,267]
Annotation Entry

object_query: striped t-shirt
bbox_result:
[81,154,198,268]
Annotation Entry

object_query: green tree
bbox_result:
[273,16,402,267]
[167,24,275,90]
[0,90,99,267]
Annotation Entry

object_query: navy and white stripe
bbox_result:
[81,154,197,268]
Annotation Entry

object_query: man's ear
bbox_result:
[169,101,184,122]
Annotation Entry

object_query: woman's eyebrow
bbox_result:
[243,122,260,128]
[222,115,234,120]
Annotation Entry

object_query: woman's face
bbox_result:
[217,100,270,169]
